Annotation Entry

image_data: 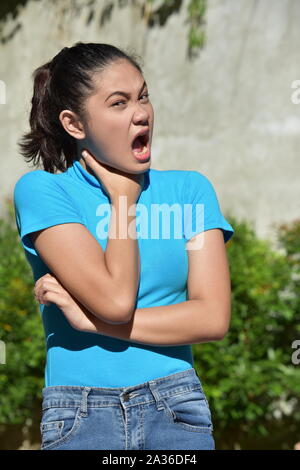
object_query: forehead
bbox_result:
[92,59,144,94]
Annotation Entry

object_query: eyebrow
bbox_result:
[105,80,147,102]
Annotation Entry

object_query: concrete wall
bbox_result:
[1,0,299,245]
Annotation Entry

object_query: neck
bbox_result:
[76,146,94,176]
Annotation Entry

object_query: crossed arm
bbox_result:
[32,223,232,347]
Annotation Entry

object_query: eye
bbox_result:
[140,92,150,101]
[111,93,150,107]
[112,100,126,107]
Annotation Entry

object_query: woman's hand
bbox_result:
[82,149,144,203]
[34,273,97,333]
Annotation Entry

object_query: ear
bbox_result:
[59,109,86,139]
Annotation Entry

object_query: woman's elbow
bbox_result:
[118,299,135,323]
[211,304,232,340]
[215,326,229,340]
[103,296,134,324]
[215,316,231,340]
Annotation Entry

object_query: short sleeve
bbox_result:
[183,171,234,244]
[13,170,84,256]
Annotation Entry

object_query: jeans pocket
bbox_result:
[40,406,82,450]
[161,387,214,434]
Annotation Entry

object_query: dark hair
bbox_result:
[18,42,144,173]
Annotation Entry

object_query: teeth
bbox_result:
[134,145,148,155]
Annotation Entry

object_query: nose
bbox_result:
[132,101,151,124]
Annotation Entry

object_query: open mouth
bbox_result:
[131,133,150,156]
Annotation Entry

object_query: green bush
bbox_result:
[1,199,299,449]
[0,198,45,425]
[192,215,300,449]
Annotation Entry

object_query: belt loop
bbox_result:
[80,387,91,417]
[148,381,164,411]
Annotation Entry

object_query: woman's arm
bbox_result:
[77,298,228,346]
[30,151,143,325]
[82,228,231,346]
[31,198,138,325]
[36,229,232,346]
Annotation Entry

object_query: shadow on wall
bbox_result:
[0,0,206,58]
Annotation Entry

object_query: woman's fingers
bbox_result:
[34,274,64,305]
[81,149,111,178]
[34,273,55,288]
[81,149,100,170]
[33,272,94,332]
[35,282,61,305]
[40,288,69,308]
[34,274,55,297]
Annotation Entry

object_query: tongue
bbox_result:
[132,136,144,152]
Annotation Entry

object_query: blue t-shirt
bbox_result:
[13,158,234,387]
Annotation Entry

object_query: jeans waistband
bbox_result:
[41,368,204,414]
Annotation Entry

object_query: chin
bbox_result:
[131,160,151,173]
[119,155,151,173]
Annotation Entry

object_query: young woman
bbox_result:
[14,42,234,451]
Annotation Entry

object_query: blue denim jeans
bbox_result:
[40,368,215,450]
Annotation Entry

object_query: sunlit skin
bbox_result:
[59,59,154,176]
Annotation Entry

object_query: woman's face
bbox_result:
[77,59,154,174]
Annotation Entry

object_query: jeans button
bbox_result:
[123,393,130,402]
